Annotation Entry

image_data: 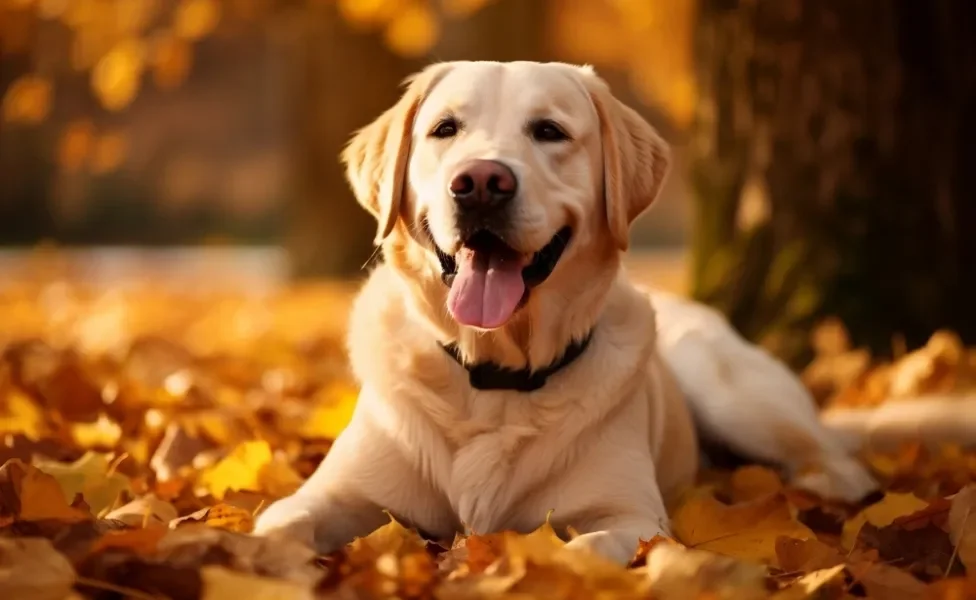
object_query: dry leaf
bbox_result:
[200,565,314,600]
[643,542,768,600]
[197,440,273,500]
[770,564,845,600]
[730,465,784,503]
[947,483,976,572]
[0,538,76,600]
[104,494,178,527]
[672,491,815,565]
[841,492,929,550]
[33,452,130,516]
[0,459,91,522]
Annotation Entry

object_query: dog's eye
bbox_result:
[530,119,570,143]
[430,118,459,139]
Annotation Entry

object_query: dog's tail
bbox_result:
[647,289,878,503]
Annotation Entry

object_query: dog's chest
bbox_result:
[440,394,566,535]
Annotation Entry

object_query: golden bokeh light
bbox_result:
[2,75,52,124]
[384,3,439,58]
[173,0,221,41]
[91,38,146,111]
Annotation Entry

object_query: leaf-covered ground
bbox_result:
[1,276,975,600]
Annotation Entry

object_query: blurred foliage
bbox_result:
[1,0,698,176]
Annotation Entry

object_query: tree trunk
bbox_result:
[690,0,976,367]
[284,8,422,279]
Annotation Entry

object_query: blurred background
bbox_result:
[1,0,975,367]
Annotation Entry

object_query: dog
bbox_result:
[253,61,877,565]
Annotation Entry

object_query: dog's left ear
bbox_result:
[579,67,671,251]
[341,63,453,245]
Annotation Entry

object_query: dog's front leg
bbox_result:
[253,413,396,554]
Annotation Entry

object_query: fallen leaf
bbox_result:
[672,491,816,565]
[0,537,76,600]
[643,542,768,600]
[197,440,273,500]
[299,385,358,440]
[774,536,845,573]
[771,564,846,600]
[841,492,929,550]
[200,565,315,600]
[0,459,91,522]
[88,525,168,556]
[103,494,178,527]
[947,483,976,572]
[32,452,130,516]
[850,560,927,600]
[203,503,254,533]
[730,465,784,503]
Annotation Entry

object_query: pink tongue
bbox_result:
[447,248,525,329]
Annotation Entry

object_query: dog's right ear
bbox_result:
[341,63,453,246]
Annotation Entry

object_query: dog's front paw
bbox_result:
[564,531,641,566]
[790,454,878,503]
[252,497,318,549]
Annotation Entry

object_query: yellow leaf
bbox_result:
[70,413,122,449]
[299,386,358,440]
[204,503,254,533]
[347,513,426,559]
[32,452,131,517]
[841,492,928,550]
[258,457,303,499]
[672,491,815,565]
[200,566,314,600]
[729,465,784,503]
[0,388,45,439]
[197,440,272,500]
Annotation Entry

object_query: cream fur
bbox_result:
[253,61,877,565]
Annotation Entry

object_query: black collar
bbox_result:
[439,330,594,393]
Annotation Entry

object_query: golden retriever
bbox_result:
[253,61,876,565]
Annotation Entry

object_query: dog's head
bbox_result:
[343,61,670,335]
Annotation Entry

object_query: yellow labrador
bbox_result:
[253,61,876,565]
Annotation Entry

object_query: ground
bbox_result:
[0,248,974,599]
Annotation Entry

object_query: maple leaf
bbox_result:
[32,451,131,517]
[672,490,816,565]
[841,491,929,550]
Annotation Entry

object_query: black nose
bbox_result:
[449,159,517,211]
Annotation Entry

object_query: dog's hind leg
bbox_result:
[649,290,878,503]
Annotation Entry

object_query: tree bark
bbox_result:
[283,8,422,279]
[690,0,976,367]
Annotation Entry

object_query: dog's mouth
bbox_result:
[428,224,572,330]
